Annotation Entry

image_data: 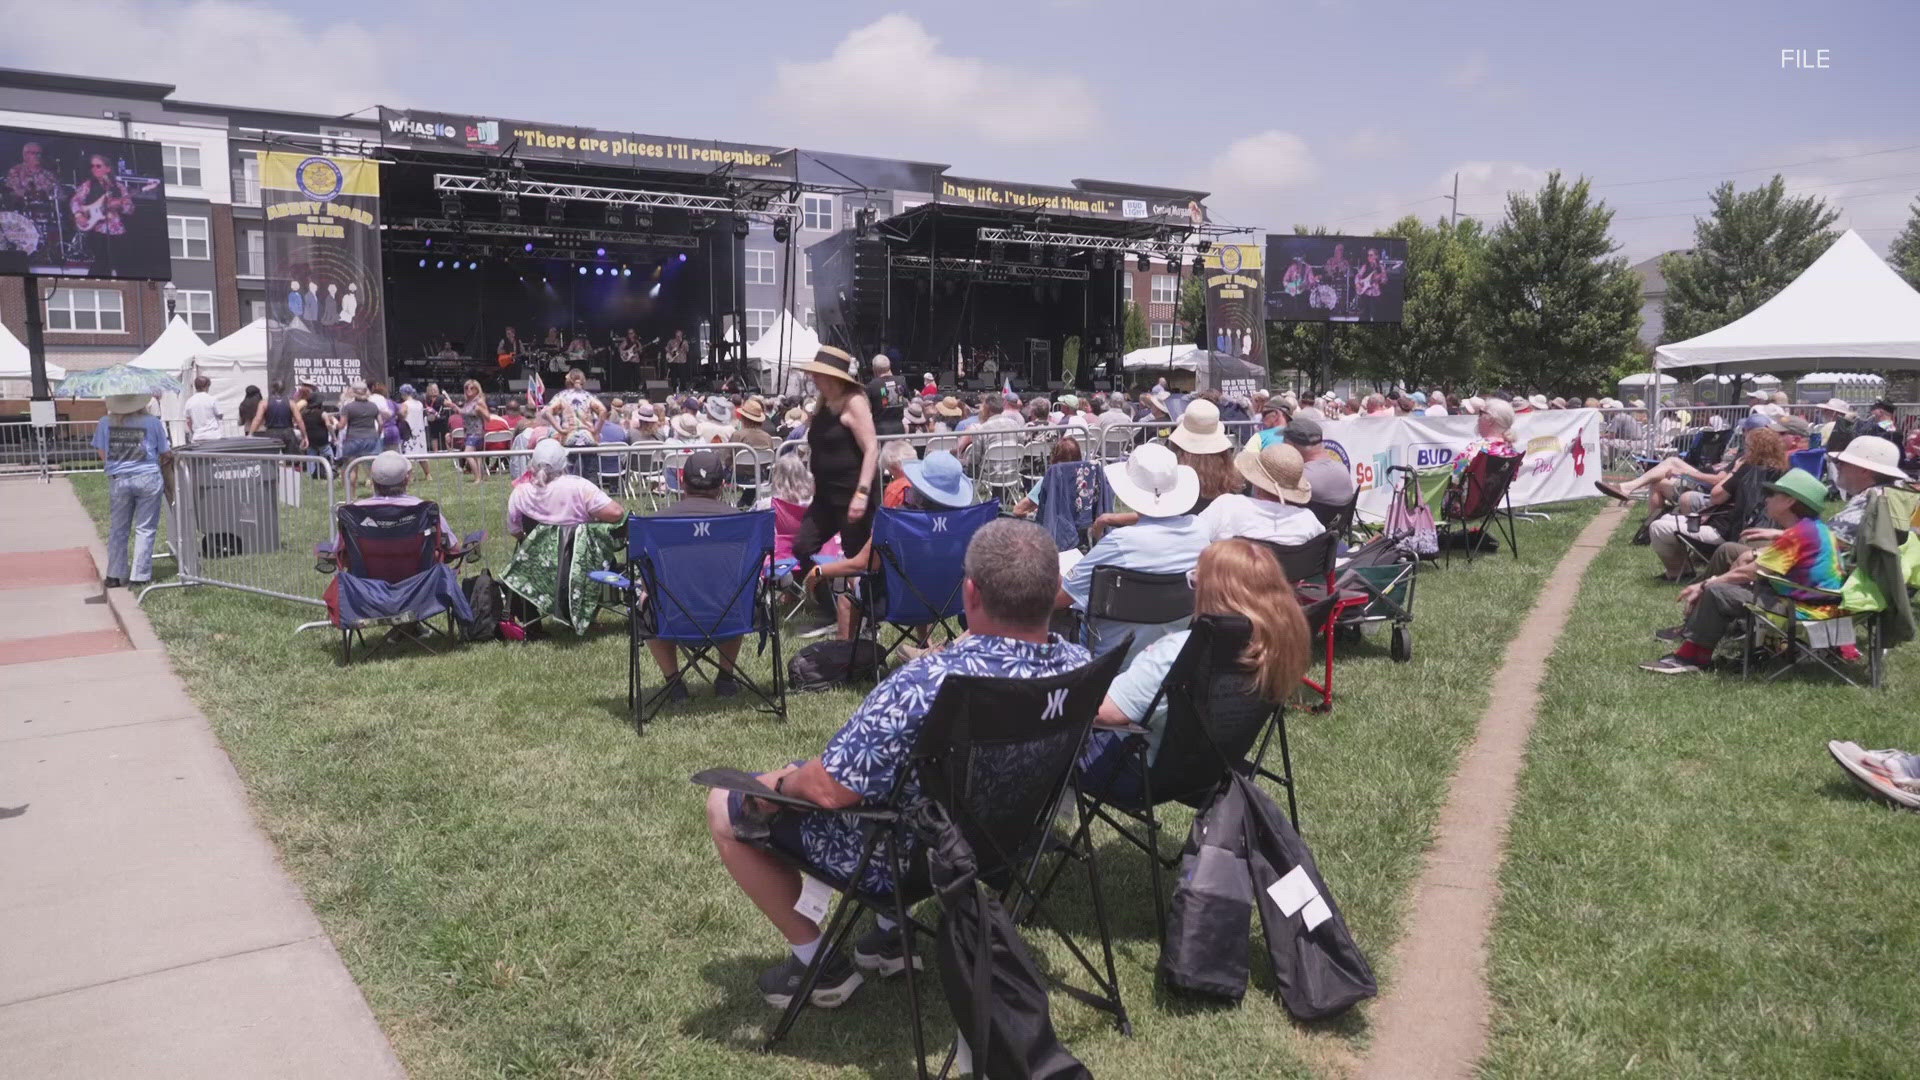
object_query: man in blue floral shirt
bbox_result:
[706,519,1089,1009]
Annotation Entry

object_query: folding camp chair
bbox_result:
[693,646,1131,1077]
[1740,570,1878,688]
[1673,466,1780,575]
[1082,565,1193,658]
[1440,453,1522,564]
[1307,490,1361,545]
[611,510,785,731]
[1262,531,1355,712]
[319,500,482,665]
[1034,459,1112,553]
[1045,616,1296,941]
[857,502,1003,675]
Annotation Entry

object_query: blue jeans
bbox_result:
[107,470,165,582]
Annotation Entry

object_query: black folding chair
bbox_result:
[615,510,785,732]
[1261,531,1350,712]
[1307,489,1361,545]
[694,646,1130,1077]
[1440,453,1522,564]
[1083,565,1194,656]
[1674,466,1779,573]
[1046,616,1296,941]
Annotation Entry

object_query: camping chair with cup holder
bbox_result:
[1673,465,1781,576]
[1307,490,1362,546]
[316,500,484,665]
[692,646,1132,1077]
[1739,571,1878,688]
[1439,452,1523,565]
[1034,459,1113,553]
[853,501,1003,678]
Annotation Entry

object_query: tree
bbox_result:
[1475,171,1643,395]
[1177,277,1207,347]
[1344,214,1487,392]
[1659,175,1841,343]
[1890,196,1920,290]
[1123,300,1148,352]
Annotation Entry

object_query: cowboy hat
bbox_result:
[1169,398,1232,455]
[704,395,732,423]
[795,346,862,385]
[735,398,767,424]
[1833,435,1907,480]
[1817,397,1855,416]
[1105,443,1199,518]
[1235,440,1313,505]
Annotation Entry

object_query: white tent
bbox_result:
[1121,343,1208,371]
[0,320,66,386]
[746,310,820,395]
[1616,372,1677,387]
[1655,230,1920,374]
[187,318,270,437]
[130,316,206,375]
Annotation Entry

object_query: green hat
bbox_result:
[1763,468,1827,516]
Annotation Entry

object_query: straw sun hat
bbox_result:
[1169,398,1232,454]
[1235,439,1313,505]
[795,346,861,385]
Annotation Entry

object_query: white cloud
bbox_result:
[0,1,394,116]
[1446,50,1489,89]
[1336,126,1403,161]
[1444,160,1552,217]
[766,15,1100,145]
[1205,130,1318,192]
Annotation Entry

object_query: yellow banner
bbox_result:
[1205,243,1264,273]
[260,151,380,198]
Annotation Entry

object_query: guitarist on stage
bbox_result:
[495,325,523,392]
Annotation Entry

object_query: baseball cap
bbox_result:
[683,449,725,488]
[1282,416,1324,447]
[369,451,411,486]
[1769,415,1811,437]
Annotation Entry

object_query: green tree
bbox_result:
[1475,171,1643,395]
[1659,175,1841,343]
[1177,277,1207,347]
[1890,196,1920,290]
[1123,300,1148,352]
[1345,214,1487,391]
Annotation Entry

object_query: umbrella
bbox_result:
[53,363,185,398]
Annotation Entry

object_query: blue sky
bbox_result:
[7,0,1917,259]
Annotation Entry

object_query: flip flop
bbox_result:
[1594,480,1631,502]
[1827,741,1920,811]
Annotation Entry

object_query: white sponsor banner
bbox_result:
[1316,408,1605,522]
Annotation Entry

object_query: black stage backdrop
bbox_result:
[263,151,387,398]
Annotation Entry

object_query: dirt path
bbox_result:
[1358,506,1625,1080]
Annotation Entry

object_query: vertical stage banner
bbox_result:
[1203,243,1267,371]
[262,152,385,399]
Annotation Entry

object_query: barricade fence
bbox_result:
[0,420,104,480]
[149,450,338,609]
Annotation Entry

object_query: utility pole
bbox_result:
[1447,172,1459,228]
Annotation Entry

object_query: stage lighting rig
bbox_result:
[1196,239,1212,254]
[499,193,520,222]
[605,203,624,227]
[772,218,790,243]
[440,191,463,220]
[733,216,751,240]
[1136,252,1149,273]
[1191,254,1205,275]
[546,200,567,226]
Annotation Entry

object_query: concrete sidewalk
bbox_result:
[0,479,404,1079]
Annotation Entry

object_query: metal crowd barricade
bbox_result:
[143,449,338,611]
[0,419,105,481]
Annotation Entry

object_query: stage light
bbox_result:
[633,212,652,229]
[733,216,751,239]
[546,200,567,226]
[417,258,426,268]
[677,253,687,263]
[595,267,604,275]
[436,259,445,269]
[648,283,661,298]
[451,260,461,269]
[1196,239,1212,254]
[500,194,520,223]
[605,204,624,227]
[440,191,463,219]
[469,261,479,271]
[623,267,631,277]
[578,266,587,275]
[423,237,433,248]
[524,242,534,253]
[772,218,790,244]
[1136,252,1149,272]
[1192,254,1205,276]
[596,247,607,258]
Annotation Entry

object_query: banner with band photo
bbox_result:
[1203,244,1267,371]
[262,151,386,400]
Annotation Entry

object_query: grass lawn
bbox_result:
[75,472,1594,1078]
[1485,510,1920,1078]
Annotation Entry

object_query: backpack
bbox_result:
[458,570,504,641]
[786,638,881,691]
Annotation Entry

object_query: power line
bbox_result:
[1591,142,1920,190]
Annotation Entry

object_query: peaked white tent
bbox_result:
[746,310,821,395]
[1122,343,1207,371]
[187,318,270,435]
[1655,230,1920,373]
[130,317,206,375]
[0,320,65,387]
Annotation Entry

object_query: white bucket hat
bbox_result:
[1168,398,1232,455]
[1833,435,1907,480]
[1104,443,1199,518]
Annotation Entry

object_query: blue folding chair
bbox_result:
[603,510,784,732]
[1790,447,1828,484]
[857,501,1002,675]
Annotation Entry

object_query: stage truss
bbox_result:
[891,253,1089,283]
[432,173,799,222]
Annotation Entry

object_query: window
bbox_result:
[246,298,266,323]
[1122,275,1134,303]
[1150,274,1177,304]
[232,151,260,206]
[45,288,125,332]
[176,289,214,334]
[240,229,265,277]
[745,248,776,285]
[801,259,812,288]
[1149,322,1174,347]
[804,308,816,330]
[162,144,202,188]
[802,194,834,231]
[168,216,210,260]
[746,308,774,343]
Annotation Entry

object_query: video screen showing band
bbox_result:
[1265,234,1407,324]
[0,126,171,281]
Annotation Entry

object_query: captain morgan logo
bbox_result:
[294,157,344,202]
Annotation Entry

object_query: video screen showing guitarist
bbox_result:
[69,154,146,278]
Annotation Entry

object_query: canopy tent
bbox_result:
[1617,372,1677,387]
[185,318,270,438]
[1121,345,1268,395]
[130,317,206,375]
[745,310,821,396]
[1122,343,1207,371]
[1654,230,1920,374]
[0,320,66,386]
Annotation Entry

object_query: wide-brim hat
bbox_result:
[1145,394,1170,416]
[669,413,700,439]
[1235,440,1313,505]
[1764,468,1828,516]
[901,451,974,508]
[105,392,152,414]
[796,346,861,385]
[1105,444,1199,518]
[704,395,733,423]
[1833,435,1907,480]
[1169,398,1232,454]
[934,396,965,418]
[736,399,767,424]
[1817,397,1855,416]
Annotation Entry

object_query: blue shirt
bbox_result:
[810,633,1090,892]
[93,414,169,478]
[1064,514,1212,659]
[1099,628,1188,764]
[955,415,980,432]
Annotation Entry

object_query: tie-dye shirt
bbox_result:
[1754,516,1844,619]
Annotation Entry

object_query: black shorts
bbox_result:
[791,495,873,569]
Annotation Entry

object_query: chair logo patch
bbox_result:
[931,517,949,532]
[1041,687,1068,720]
[693,521,711,537]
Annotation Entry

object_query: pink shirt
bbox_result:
[507,475,614,535]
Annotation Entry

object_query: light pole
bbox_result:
[162,281,177,323]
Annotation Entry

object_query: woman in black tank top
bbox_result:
[791,347,880,568]
[254,381,303,456]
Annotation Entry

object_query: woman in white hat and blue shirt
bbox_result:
[1063,443,1213,660]
[93,393,173,588]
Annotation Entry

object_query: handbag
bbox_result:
[1385,473,1439,557]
